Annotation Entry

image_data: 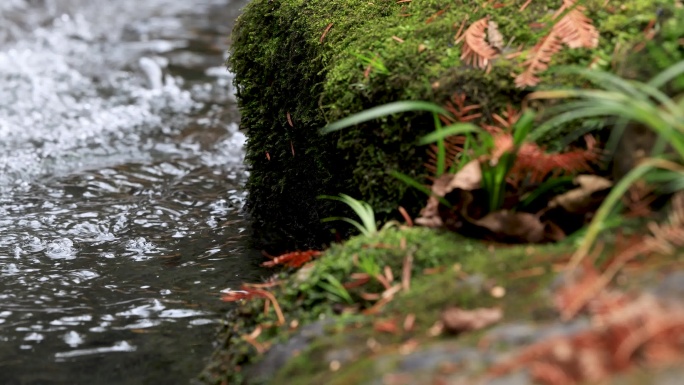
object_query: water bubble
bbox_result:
[45,238,76,260]
[24,332,44,342]
[63,331,84,347]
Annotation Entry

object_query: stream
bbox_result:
[0,1,263,384]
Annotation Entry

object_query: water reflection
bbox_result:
[0,0,258,384]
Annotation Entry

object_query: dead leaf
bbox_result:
[446,160,482,191]
[472,210,546,243]
[374,318,399,334]
[487,21,504,51]
[553,0,599,49]
[490,282,684,385]
[515,31,563,88]
[549,175,612,213]
[460,17,499,70]
[441,307,503,333]
[415,160,482,228]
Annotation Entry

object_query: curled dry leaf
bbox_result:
[445,159,482,191]
[415,160,482,228]
[441,307,503,334]
[549,175,612,214]
[487,21,504,51]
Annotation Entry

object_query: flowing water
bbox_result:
[0,1,263,384]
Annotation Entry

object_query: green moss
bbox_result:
[260,228,566,385]
[230,0,675,248]
[199,227,574,384]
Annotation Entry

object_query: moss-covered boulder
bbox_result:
[229,0,676,248]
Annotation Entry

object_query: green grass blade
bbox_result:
[648,60,684,89]
[518,176,575,209]
[433,113,446,176]
[321,101,449,134]
[337,194,376,233]
[512,110,535,145]
[632,81,682,117]
[570,158,684,269]
[389,170,453,208]
[319,274,354,304]
[418,123,481,145]
[322,216,371,237]
[556,67,647,100]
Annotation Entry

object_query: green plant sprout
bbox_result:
[319,193,378,237]
[352,52,390,76]
[317,273,354,304]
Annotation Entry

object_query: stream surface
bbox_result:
[0,1,263,384]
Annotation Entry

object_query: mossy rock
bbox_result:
[229,0,678,249]
[198,223,682,384]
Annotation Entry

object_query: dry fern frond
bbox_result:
[425,136,465,177]
[515,0,598,87]
[440,92,483,125]
[484,106,598,183]
[554,0,599,49]
[461,17,499,71]
[515,31,563,88]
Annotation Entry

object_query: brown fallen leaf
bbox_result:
[489,283,684,385]
[441,307,503,334]
[549,175,612,213]
[374,318,399,334]
[415,160,482,228]
[487,21,504,51]
[472,210,546,243]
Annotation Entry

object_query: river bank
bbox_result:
[200,226,684,384]
[201,0,684,383]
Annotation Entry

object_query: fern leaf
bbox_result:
[514,0,598,88]
[554,1,599,49]
[461,17,499,70]
[515,31,564,88]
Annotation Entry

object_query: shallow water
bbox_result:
[0,1,262,384]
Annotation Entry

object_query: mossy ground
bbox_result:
[199,224,684,385]
[230,0,675,249]
[199,226,612,384]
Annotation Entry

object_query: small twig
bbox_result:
[426,6,449,24]
[384,265,394,283]
[519,0,533,11]
[453,18,468,43]
[320,23,333,44]
[398,206,413,227]
[402,254,413,291]
[363,63,372,78]
[241,326,267,353]
[403,313,416,331]
[257,289,286,325]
